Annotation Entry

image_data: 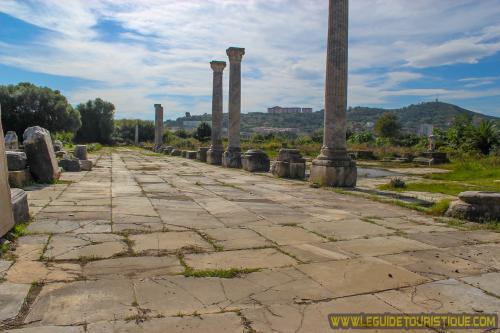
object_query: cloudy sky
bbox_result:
[1,0,500,120]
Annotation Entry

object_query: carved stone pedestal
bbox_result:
[242,149,270,172]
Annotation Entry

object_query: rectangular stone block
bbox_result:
[9,169,31,188]
[11,188,30,224]
[0,106,15,237]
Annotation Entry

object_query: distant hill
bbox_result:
[166,101,498,134]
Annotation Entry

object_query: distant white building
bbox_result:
[267,106,313,114]
[418,124,434,137]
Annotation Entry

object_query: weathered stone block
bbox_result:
[6,151,27,171]
[181,150,188,158]
[9,169,31,188]
[242,149,270,172]
[4,131,19,150]
[163,146,174,154]
[11,188,29,224]
[186,151,197,159]
[59,158,81,172]
[79,160,93,171]
[222,148,242,168]
[446,191,500,222]
[0,107,15,237]
[206,149,223,165]
[170,149,181,156]
[53,140,63,152]
[271,148,306,179]
[197,147,209,162]
[74,145,88,160]
[55,151,67,159]
[309,159,357,187]
[23,126,60,183]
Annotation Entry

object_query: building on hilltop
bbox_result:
[267,106,313,114]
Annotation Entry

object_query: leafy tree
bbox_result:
[471,120,499,155]
[75,98,115,144]
[114,119,155,143]
[446,114,474,149]
[374,112,401,138]
[0,82,81,138]
[175,129,189,139]
[193,122,211,142]
[311,129,323,143]
[348,131,375,144]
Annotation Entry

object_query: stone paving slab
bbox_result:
[1,150,499,332]
[185,248,297,270]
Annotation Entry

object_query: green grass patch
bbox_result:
[378,182,476,196]
[183,267,260,278]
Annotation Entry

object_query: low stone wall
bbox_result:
[446,191,500,222]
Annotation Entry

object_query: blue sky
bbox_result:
[1,0,500,120]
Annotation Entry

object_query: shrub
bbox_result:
[389,177,406,188]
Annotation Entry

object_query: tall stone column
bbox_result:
[154,104,164,151]
[222,47,245,168]
[310,0,356,187]
[0,103,15,237]
[207,60,226,165]
[134,123,139,145]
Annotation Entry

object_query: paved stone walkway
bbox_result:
[1,149,499,332]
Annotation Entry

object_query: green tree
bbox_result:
[446,114,474,149]
[471,120,499,155]
[348,131,375,144]
[374,112,401,138]
[75,98,115,144]
[194,122,211,142]
[175,129,189,139]
[0,82,81,137]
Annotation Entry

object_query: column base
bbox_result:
[206,149,223,165]
[222,148,242,168]
[197,147,209,162]
[242,149,270,172]
[309,158,357,187]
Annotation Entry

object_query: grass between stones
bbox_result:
[176,252,259,278]
[378,182,480,196]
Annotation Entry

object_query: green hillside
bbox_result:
[166,101,498,134]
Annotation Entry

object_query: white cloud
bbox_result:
[0,0,499,118]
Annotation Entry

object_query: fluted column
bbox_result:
[207,61,226,165]
[0,103,15,237]
[223,47,245,168]
[134,123,139,145]
[310,0,356,187]
[154,104,163,150]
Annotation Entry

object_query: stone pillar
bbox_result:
[310,0,356,187]
[0,103,15,237]
[154,104,164,151]
[207,61,226,165]
[134,123,139,145]
[222,47,245,168]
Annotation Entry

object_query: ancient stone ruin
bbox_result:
[242,149,270,172]
[0,105,15,237]
[154,104,164,151]
[4,131,18,150]
[23,126,60,183]
[207,61,226,165]
[6,151,31,188]
[222,47,245,168]
[271,148,306,179]
[309,0,357,187]
[197,147,209,162]
[446,191,500,222]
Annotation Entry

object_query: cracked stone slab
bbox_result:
[87,311,243,333]
[404,231,492,248]
[331,235,436,257]
[374,279,500,315]
[279,243,351,263]
[250,225,327,245]
[10,235,49,261]
[83,256,183,279]
[43,234,127,260]
[184,248,297,270]
[0,260,13,278]
[200,227,272,250]
[297,257,428,298]
[241,294,413,333]
[130,231,212,254]
[25,280,136,325]
[0,282,31,321]
[460,272,500,297]
[5,261,81,284]
[380,249,492,280]
[3,326,84,333]
[445,243,500,269]
[28,220,111,234]
[300,219,393,240]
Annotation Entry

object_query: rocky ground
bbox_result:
[0,148,499,332]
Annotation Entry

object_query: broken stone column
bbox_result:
[23,126,60,183]
[310,0,356,187]
[6,151,31,188]
[0,104,15,237]
[74,145,88,160]
[11,188,29,224]
[4,131,18,150]
[154,104,164,151]
[222,47,245,168]
[134,123,139,145]
[207,60,226,165]
[271,149,306,179]
[446,191,500,222]
[242,149,270,172]
[197,147,209,162]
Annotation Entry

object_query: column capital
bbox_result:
[226,47,245,62]
[210,60,226,72]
